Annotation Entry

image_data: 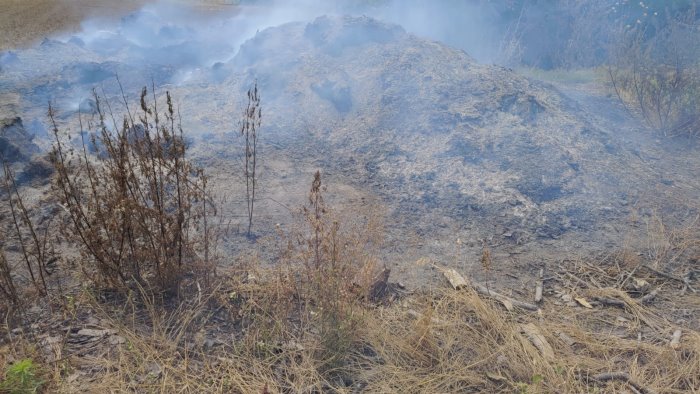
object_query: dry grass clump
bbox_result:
[233,171,386,380]
[2,164,699,393]
[2,235,699,393]
[356,280,700,393]
[11,258,694,393]
[8,170,387,393]
[49,86,214,294]
[357,289,563,393]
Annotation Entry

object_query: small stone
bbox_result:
[108,335,126,345]
[41,335,62,346]
[633,278,650,293]
[77,328,115,338]
[146,362,162,379]
[28,305,42,314]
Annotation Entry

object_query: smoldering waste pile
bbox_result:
[200,15,673,254]
[2,13,694,276]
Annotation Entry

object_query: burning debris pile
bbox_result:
[202,15,681,249]
[0,11,696,270]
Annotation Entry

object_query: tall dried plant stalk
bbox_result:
[240,81,261,237]
[1,159,51,297]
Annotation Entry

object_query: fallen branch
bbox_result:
[535,268,543,303]
[471,281,539,311]
[670,329,682,349]
[640,264,686,284]
[559,267,590,289]
[436,264,539,311]
[593,297,626,308]
[639,289,658,304]
[591,372,657,394]
[520,323,554,360]
[441,267,468,290]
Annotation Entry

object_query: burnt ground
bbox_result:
[179,16,700,290]
[1,13,699,294]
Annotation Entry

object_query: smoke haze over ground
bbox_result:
[1,0,520,95]
[2,0,518,138]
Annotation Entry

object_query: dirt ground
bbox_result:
[0,0,245,51]
[0,0,147,50]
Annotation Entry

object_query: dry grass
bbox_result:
[3,262,697,393]
[2,157,699,392]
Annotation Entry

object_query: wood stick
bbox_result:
[564,271,590,289]
[591,372,657,394]
[442,267,468,290]
[436,264,539,311]
[520,323,554,360]
[593,297,626,308]
[670,329,682,349]
[471,282,539,311]
[640,289,658,304]
[640,264,684,283]
[535,268,544,303]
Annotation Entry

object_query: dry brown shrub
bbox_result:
[49,85,214,294]
[0,159,55,310]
